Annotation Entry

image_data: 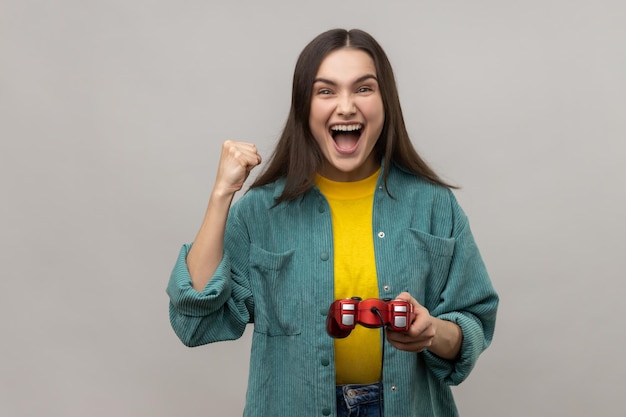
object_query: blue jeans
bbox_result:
[336,383,384,417]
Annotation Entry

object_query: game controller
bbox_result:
[326,297,415,338]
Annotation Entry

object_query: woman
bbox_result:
[167,28,498,417]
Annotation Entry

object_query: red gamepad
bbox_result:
[326,297,414,338]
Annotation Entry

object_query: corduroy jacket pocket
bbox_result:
[402,228,456,308]
[249,243,301,336]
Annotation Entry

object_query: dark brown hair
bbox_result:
[250,28,454,202]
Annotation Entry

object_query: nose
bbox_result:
[336,93,356,116]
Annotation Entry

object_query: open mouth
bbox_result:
[330,123,363,152]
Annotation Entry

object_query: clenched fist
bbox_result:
[214,140,262,195]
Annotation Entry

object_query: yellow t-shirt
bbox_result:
[315,169,381,384]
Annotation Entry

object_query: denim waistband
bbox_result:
[336,382,382,408]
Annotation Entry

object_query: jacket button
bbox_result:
[383,285,390,292]
[321,358,330,366]
[320,252,329,261]
[322,408,331,416]
[377,231,385,238]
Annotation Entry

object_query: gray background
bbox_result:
[1,0,625,416]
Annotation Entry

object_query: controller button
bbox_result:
[394,305,407,312]
[342,315,355,326]
[394,317,407,328]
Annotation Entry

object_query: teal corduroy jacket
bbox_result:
[167,164,499,417]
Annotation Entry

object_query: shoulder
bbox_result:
[387,164,456,204]
[385,164,467,235]
[229,178,294,221]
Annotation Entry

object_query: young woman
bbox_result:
[167,28,498,417]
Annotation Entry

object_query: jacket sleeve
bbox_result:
[166,209,254,347]
[422,194,499,385]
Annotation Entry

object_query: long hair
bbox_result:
[250,28,454,203]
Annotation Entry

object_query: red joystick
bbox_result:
[326,297,414,338]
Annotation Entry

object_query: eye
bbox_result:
[357,86,374,93]
[317,88,333,95]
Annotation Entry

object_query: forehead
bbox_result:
[315,48,377,80]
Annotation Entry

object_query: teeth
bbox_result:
[331,124,362,132]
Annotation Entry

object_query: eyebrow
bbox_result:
[313,74,378,86]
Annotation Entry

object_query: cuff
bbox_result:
[422,311,485,385]
[166,243,233,317]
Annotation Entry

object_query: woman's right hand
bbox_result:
[214,140,262,196]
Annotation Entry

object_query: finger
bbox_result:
[240,148,262,167]
[409,307,433,335]
[394,291,412,302]
[395,292,425,308]
[224,143,262,169]
[235,143,262,166]
[385,331,431,353]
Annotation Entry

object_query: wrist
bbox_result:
[430,318,463,360]
[210,186,237,203]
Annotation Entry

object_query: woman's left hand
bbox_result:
[385,292,435,353]
[386,292,463,359]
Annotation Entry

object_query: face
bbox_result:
[309,48,385,182]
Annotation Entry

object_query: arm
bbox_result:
[165,141,261,346]
[187,140,262,291]
[387,192,498,384]
[386,292,463,360]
